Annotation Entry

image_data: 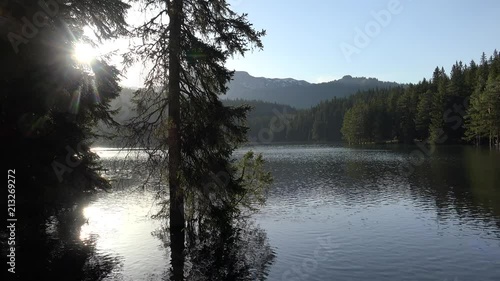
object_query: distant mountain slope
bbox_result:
[225,71,401,108]
[223,99,297,143]
[95,72,401,145]
[93,92,298,147]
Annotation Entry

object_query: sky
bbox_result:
[115,0,500,87]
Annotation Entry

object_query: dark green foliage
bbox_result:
[125,0,269,225]
[0,0,128,191]
[125,2,269,278]
[119,49,499,148]
[0,1,129,280]
[281,87,405,144]
[238,50,500,147]
[184,214,275,281]
[465,51,500,147]
[415,90,433,140]
[223,99,296,142]
[341,101,369,144]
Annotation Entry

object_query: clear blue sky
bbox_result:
[224,0,500,84]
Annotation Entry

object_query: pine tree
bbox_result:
[415,90,433,140]
[483,71,500,148]
[429,67,449,143]
[464,60,478,96]
[465,53,492,145]
[397,87,417,143]
[125,1,267,279]
[341,101,368,144]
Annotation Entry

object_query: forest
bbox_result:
[245,50,500,148]
[1,0,499,279]
[1,1,271,280]
[98,50,500,149]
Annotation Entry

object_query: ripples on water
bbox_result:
[86,145,500,281]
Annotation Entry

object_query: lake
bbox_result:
[84,144,500,281]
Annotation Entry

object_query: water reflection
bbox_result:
[247,144,500,281]
[85,148,276,281]
[3,190,122,281]
[187,216,275,280]
[409,146,500,231]
[153,212,276,281]
[62,145,500,281]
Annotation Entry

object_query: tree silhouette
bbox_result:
[1,1,129,279]
[123,1,267,280]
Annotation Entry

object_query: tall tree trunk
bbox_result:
[167,0,185,280]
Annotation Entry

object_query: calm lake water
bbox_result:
[86,144,500,281]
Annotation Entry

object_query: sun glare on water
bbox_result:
[80,205,124,243]
[73,42,98,64]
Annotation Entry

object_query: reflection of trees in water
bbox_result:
[2,185,122,281]
[100,154,277,280]
[153,212,275,281]
[462,148,500,211]
[462,148,500,230]
[185,216,275,281]
[408,146,500,232]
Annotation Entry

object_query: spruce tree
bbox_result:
[415,90,433,140]
[465,53,492,145]
[429,67,449,143]
[341,101,368,144]
[483,71,500,148]
[124,1,267,279]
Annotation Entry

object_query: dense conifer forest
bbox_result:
[241,50,500,148]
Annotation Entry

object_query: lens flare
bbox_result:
[73,42,97,64]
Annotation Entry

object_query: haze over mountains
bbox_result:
[224,71,401,108]
[109,71,402,127]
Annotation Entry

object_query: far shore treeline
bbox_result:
[96,50,500,149]
[228,50,500,148]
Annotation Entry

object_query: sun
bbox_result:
[73,42,98,64]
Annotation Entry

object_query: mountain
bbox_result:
[225,71,401,109]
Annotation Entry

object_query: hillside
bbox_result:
[93,72,401,145]
[225,71,400,108]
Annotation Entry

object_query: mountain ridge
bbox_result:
[225,71,401,108]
